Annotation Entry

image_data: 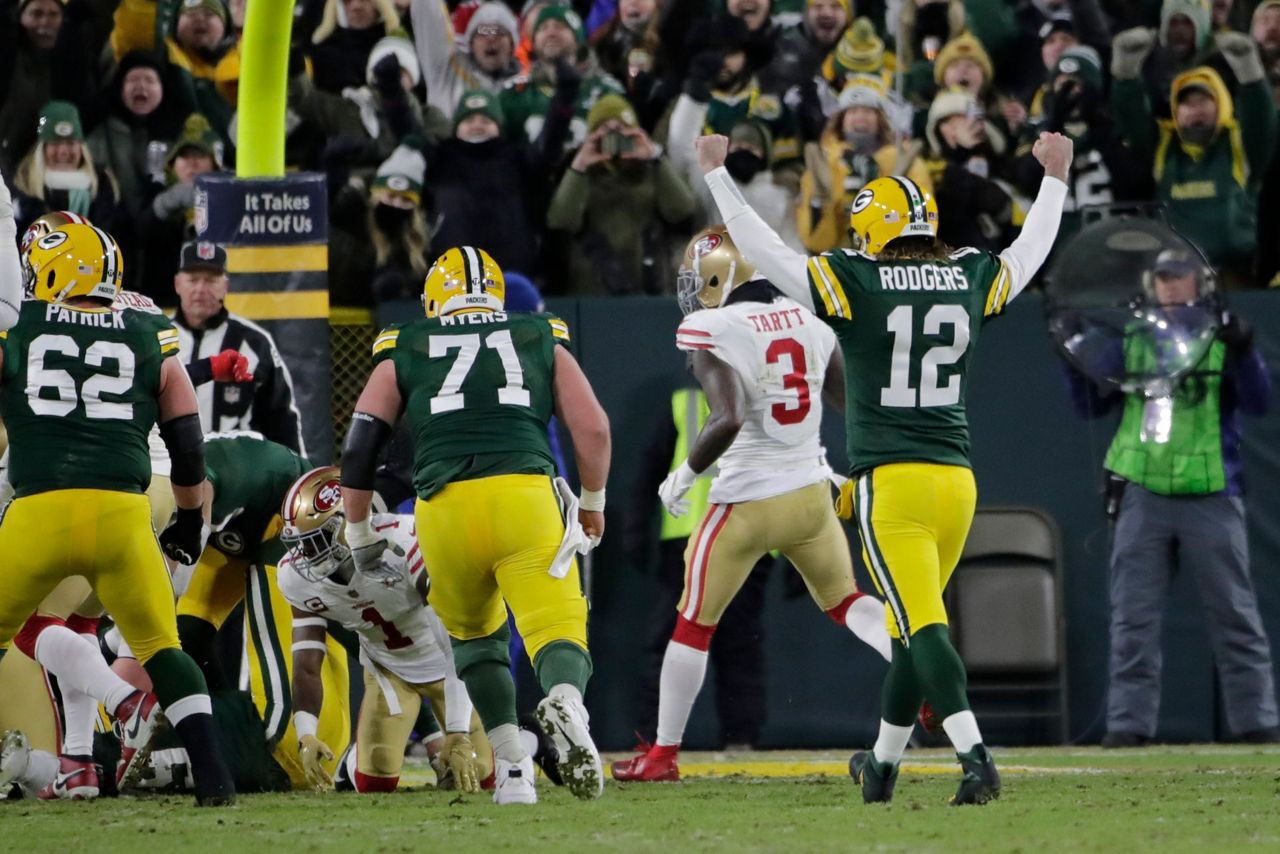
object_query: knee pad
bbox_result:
[451,625,511,678]
[671,614,716,652]
[364,742,405,779]
[14,613,64,659]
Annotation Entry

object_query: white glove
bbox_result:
[345,518,404,585]
[658,461,698,517]
[1110,27,1155,80]
[1215,31,1265,85]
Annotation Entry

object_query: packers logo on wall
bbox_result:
[215,529,245,555]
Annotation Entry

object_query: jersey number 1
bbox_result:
[362,607,413,650]
[429,330,530,414]
[880,305,970,408]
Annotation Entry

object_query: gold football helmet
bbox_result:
[26,222,123,304]
[422,246,506,318]
[848,176,938,256]
[280,466,348,581]
[676,225,756,315]
[20,210,92,294]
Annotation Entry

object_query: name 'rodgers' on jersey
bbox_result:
[372,310,571,500]
[806,246,1014,474]
[0,300,180,497]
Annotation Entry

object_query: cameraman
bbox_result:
[546,94,695,295]
[1061,251,1279,747]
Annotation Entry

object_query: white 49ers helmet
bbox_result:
[280,466,348,582]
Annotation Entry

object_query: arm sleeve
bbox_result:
[0,178,21,330]
[429,611,475,733]
[992,176,1069,310]
[412,0,463,117]
[703,166,813,311]
[666,94,707,177]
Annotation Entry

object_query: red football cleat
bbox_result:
[610,745,680,782]
[38,754,99,800]
[115,691,165,790]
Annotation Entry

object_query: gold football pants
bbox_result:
[416,474,588,659]
[851,463,977,640]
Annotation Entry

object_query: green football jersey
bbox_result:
[205,433,312,560]
[806,247,1013,474]
[372,311,570,500]
[0,300,180,497]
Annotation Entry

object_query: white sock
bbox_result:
[517,728,539,758]
[846,595,892,663]
[655,641,708,747]
[60,687,99,756]
[942,710,983,754]
[34,625,135,712]
[488,723,528,764]
[872,720,914,766]
[548,683,583,707]
[20,749,60,791]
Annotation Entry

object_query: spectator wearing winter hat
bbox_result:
[161,0,242,139]
[12,101,123,236]
[501,5,626,154]
[411,0,522,119]
[1111,0,1236,119]
[546,93,695,295]
[1005,2,1111,106]
[0,0,94,173]
[822,16,894,96]
[923,88,1019,253]
[1113,35,1277,285]
[289,32,450,177]
[87,51,187,220]
[896,0,968,112]
[928,32,1019,148]
[424,89,564,276]
[1254,0,1280,97]
[799,76,933,253]
[1013,46,1152,243]
[310,0,403,94]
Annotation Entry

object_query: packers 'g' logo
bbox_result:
[690,233,722,259]
[36,232,69,251]
[314,480,342,512]
[215,530,245,555]
[851,189,875,214]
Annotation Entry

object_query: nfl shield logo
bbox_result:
[193,187,208,234]
[197,242,216,260]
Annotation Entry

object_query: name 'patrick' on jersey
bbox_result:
[278,514,451,685]
[676,295,836,505]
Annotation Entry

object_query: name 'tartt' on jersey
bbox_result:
[676,296,837,503]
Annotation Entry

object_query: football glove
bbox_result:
[441,732,481,793]
[834,479,855,521]
[298,734,335,792]
[351,539,407,586]
[1215,31,1265,85]
[658,461,698,517]
[160,506,207,565]
[208,348,253,383]
[1110,28,1155,80]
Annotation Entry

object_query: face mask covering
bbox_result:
[1179,124,1215,146]
[843,130,879,153]
[373,203,413,233]
[724,149,766,183]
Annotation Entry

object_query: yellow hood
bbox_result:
[1170,66,1233,131]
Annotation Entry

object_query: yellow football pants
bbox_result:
[851,463,977,641]
[678,481,857,625]
[356,664,492,786]
[0,490,177,664]
[416,474,588,659]
[177,551,350,789]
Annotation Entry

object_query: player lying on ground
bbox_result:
[613,227,893,783]
[696,130,1072,805]
[342,246,611,805]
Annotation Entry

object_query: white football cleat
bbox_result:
[493,757,537,805]
[1,730,32,795]
[535,695,603,800]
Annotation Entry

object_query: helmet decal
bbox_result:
[851,189,874,214]
[36,232,69,251]
[313,479,342,513]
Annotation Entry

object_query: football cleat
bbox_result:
[492,757,537,805]
[951,744,1001,806]
[610,744,680,782]
[519,715,563,787]
[115,691,165,790]
[535,695,604,800]
[38,754,99,800]
[849,751,898,804]
[1,730,33,795]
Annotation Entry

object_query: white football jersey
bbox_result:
[277,513,452,685]
[676,296,836,503]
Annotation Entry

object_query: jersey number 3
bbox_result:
[881,305,970,408]
[765,338,811,425]
[26,334,136,420]
[429,330,530,414]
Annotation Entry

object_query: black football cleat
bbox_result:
[951,744,1001,806]
[849,751,898,804]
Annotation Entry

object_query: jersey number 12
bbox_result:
[880,305,970,408]
[429,330,530,414]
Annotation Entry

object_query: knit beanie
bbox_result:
[534,4,584,44]
[835,17,884,73]
[366,29,421,87]
[36,101,84,142]
[464,1,520,45]
[371,145,426,204]
[932,31,994,87]
[1160,0,1212,51]
[1053,45,1103,94]
[454,89,506,130]
[586,94,638,132]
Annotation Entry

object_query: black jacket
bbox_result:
[174,307,306,454]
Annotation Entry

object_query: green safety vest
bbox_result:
[1104,337,1227,495]
[659,388,715,540]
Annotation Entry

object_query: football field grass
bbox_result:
[5,746,1279,852]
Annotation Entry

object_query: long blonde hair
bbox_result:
[14,142,114,202]
[368,204,430,277]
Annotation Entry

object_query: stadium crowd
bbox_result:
[1,0,1278,304]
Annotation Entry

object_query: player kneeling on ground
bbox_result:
[279,466,495,793]
[341,246,611,805]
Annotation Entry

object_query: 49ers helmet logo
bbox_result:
[314,479,342,512]
[689,233,722,259]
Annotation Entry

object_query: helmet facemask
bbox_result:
[282,514,350,583]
